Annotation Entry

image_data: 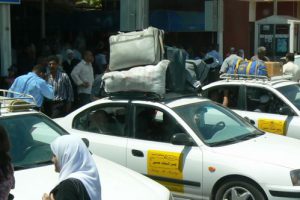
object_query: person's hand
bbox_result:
[81,82,89,88]
[42,193,54,200]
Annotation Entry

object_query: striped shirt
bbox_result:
[47,71,74,102]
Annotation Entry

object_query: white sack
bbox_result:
[103,60,169,95]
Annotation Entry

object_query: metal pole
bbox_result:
[217,0,223,61]
[289,21,294,53]
[249,0,256,22]
[120,0,149,31]
[274,0,277,16]
[41,0,45,38]
[0,4,12,76]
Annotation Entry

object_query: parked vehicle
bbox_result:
[56,91,300,200]
[0,90,172,200]
[202,74,300,139]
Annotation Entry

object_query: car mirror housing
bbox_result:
[171,133,194,146]
[279,106,294,116]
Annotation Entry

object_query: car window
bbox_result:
[134,106,185,143]
[172,101,261,146]
[206,85,240,108]
[0,114,66,169]
[73,105,128,137]
[246,87,287,114]
[277,84,300,111]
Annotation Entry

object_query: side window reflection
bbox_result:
[134,106,184,143]
[73,106,127,137]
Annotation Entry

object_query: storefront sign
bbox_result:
[0,0,20,4]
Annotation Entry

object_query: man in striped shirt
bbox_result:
[44,55,74,118]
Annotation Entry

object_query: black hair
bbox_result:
[32,64,47,74]
[286,52,295,62]
[47,55,60,64]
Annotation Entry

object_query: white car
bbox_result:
[0,91,172,200]
[56,92,300,200]
[202,74,300,139]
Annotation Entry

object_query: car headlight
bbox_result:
[290,169,300,186]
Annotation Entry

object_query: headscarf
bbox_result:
[50,135,101,200]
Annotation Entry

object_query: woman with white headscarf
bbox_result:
[42,135,101,200]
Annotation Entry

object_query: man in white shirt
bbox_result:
[283,52,300,82]
[71,50,94,107]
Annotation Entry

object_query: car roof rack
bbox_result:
[0,89,37,114]
[108,91,163,101]
[220,73,294,82]
[220,73,269,81]
[107,91,199,102]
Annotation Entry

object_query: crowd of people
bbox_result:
[1,29,300,119]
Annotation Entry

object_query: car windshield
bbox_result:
[173,101,263,146]
[0,113,68,170]
[277,84,300,110]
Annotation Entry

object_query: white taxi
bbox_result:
[56,92,300,200]
[0,90,172,200]
[202,74,300,139]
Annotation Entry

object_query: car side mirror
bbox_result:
[244,117,255,125]
[279,106,294,116]
[171,133,194,146]
[82,138,90,148]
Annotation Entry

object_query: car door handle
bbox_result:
[132,149,144,157]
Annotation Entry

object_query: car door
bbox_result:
[71,103,129,166]
[126,102,203,199]
[235,86,300,138]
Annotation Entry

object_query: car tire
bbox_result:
[215,180,265,200]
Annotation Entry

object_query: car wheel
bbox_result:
[215,180,265,200]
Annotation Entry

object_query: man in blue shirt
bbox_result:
[8,65,54,108]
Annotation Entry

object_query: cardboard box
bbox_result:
[265,62,283,77]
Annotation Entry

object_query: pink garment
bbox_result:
[0,164,15,200]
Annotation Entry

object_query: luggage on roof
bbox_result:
[103,60,169,96]
[227,58,268,76]
[109,26,164,71]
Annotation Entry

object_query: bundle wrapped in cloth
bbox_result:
[103,60,169,96]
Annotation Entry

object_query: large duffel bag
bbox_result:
[186,59,209,86]
[109,26,164,71]
[227,58,268,76]
[203,56,221,84]
[103,60,169,96]
[164,46,187,92]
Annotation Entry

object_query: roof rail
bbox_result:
[107,91,199,102]
[270,74,293,81]
[108,91,163,101]
[220,73,269,81]
[0,89,37,112]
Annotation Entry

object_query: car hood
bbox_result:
[12,156,169,200]
[212,133,300,169]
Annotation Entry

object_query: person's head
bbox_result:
[237,49,244,58]
[50,135,101,200]
[83,50,94,64]
[286,52,295,62]
[48,55,60,72]
[229,47,236,54]
[257,46,267,59]
[66,49,74,60]
[50,135,92,174]
[90,110,109,127]
[32,64,47,79]
[8,65,17,77]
